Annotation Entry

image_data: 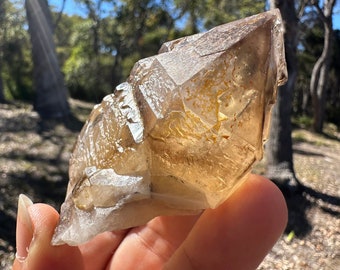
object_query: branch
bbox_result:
[312,0,327,22]
[297,0,309,19]
[313,0,336,22]
[325,0,337,17]
[53,0,66,30]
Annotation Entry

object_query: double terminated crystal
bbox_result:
[52,9,287,245]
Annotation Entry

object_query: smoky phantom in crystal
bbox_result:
[52,9,287,246]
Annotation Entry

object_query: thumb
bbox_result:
[13,194,84,270]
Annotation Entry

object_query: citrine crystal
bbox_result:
[52,9,287,245]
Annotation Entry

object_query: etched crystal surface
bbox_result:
[52,9,287,245]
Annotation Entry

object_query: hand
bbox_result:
[13,174,287,270]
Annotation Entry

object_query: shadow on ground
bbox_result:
[276,182,340,238]
[0,105,84,249]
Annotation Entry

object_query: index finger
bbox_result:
[165,174,288,270]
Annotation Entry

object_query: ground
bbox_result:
[258,127,340,269]
[0,101,339,269]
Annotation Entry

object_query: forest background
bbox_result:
[0,0,340,130]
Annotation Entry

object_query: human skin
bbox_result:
[13,174,287,270]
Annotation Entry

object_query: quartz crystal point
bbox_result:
[52,9,287,245]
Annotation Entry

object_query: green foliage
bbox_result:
[301,19,324,58]
[0,0,33,101]
[292,115,314,129]
[202,0,265,28]
[2,43,33,100]
[121,52,140,79]
[0,0,268,103]
[63,43,115,101]
[53,14,85,66]
[0,0,339,128]
[173,0,265,33]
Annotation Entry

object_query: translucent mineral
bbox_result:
[52,9,287,245]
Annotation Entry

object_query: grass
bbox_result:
[292,115,314,129]
[292,115,339,146]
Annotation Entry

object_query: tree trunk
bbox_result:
[0,0,5,103]
[25,0,70,119]
[266,0,300,191]
[310,0,336,133]
[302,87,310,115]
[0,71,4,103]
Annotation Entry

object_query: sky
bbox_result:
[49,0,340,30]
[333,5,340,30]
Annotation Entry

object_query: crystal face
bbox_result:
[52,9,287,246]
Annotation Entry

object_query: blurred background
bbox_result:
[0,0,339,269]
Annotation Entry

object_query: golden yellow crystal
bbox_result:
[52,9,287,245]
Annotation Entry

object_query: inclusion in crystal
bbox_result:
[52,9,287,245]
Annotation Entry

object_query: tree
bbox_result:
[112,0,174,78]
[0,63,4,103]
[0,0,5,103]
[266,0,300,191]
[172,0,265,33]
[173,0,205,33]
[202,0,265,29]
[309,0,337,132]
[295,16,324,116]
[25,0,70,119]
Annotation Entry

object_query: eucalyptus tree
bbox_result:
[25,0,70,119]
[308,0,337,132]
[266,0,300,191]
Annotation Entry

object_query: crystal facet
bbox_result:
[52,9,287,245]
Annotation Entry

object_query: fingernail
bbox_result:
[16,194,34,262]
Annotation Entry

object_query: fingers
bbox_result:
[165,174,288,270]
[78,229,129,270]
[12,195,130,270]
[13,198,84,270]
[107,215,200,269]
[14,194,34,264]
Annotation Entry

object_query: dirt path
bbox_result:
[0,102,339,269]
[259,128,340,269]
